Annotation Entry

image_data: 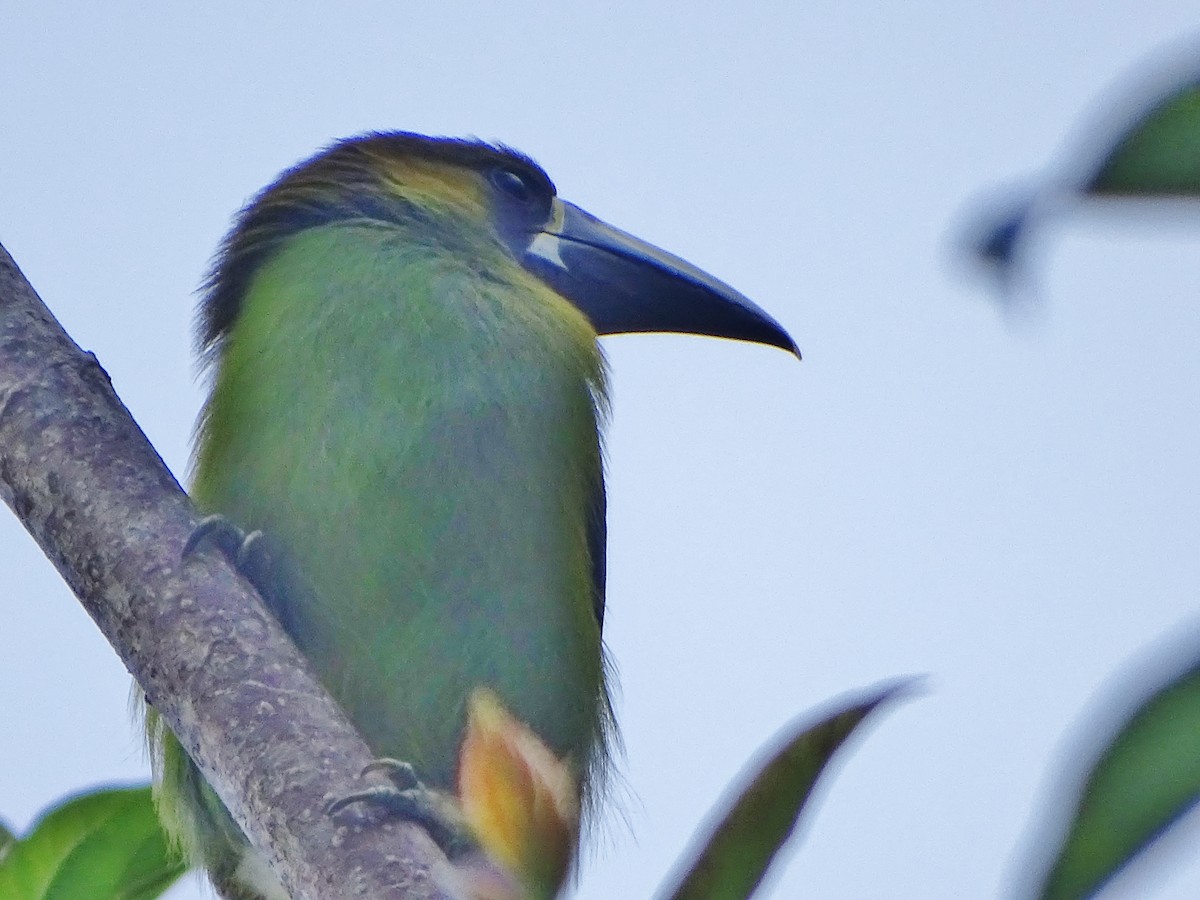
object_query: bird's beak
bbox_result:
[522,198,799,357]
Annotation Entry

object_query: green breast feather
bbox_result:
[195,223,609,782]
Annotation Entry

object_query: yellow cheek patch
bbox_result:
[374,153,491,224]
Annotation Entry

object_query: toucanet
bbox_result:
[146,132,797,899]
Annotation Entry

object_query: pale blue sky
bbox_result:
[3,4,1200,898]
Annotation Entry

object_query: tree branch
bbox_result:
[0,241,452,899]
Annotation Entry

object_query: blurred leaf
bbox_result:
[0,784,186,900]
[661,681,914,900]
[0,821,13,862]
[1089,80,1200,195]
[455,687,578,900]
[1038,662,1200,900]
[974,200,1036,272]
[965,67,1200,298]
[966,193,1046,291]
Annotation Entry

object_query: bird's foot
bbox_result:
[327,759,474,858]
[182,518,272,580]
[184,515,277,589]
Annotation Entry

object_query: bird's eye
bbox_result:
[489,168,536,204]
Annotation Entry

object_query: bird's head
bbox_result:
[201,132,797,359]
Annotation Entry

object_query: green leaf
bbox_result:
[964,70,1200,295]
[661,681,914,900]
[1038,661,1200,900]
[1089,80,1200,195]
[0,784,186,900]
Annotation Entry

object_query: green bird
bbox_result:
[147,132,796,899]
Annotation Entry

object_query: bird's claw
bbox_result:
[184,514,281,598]
[327,762,472,858]
[183,514,251,560]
